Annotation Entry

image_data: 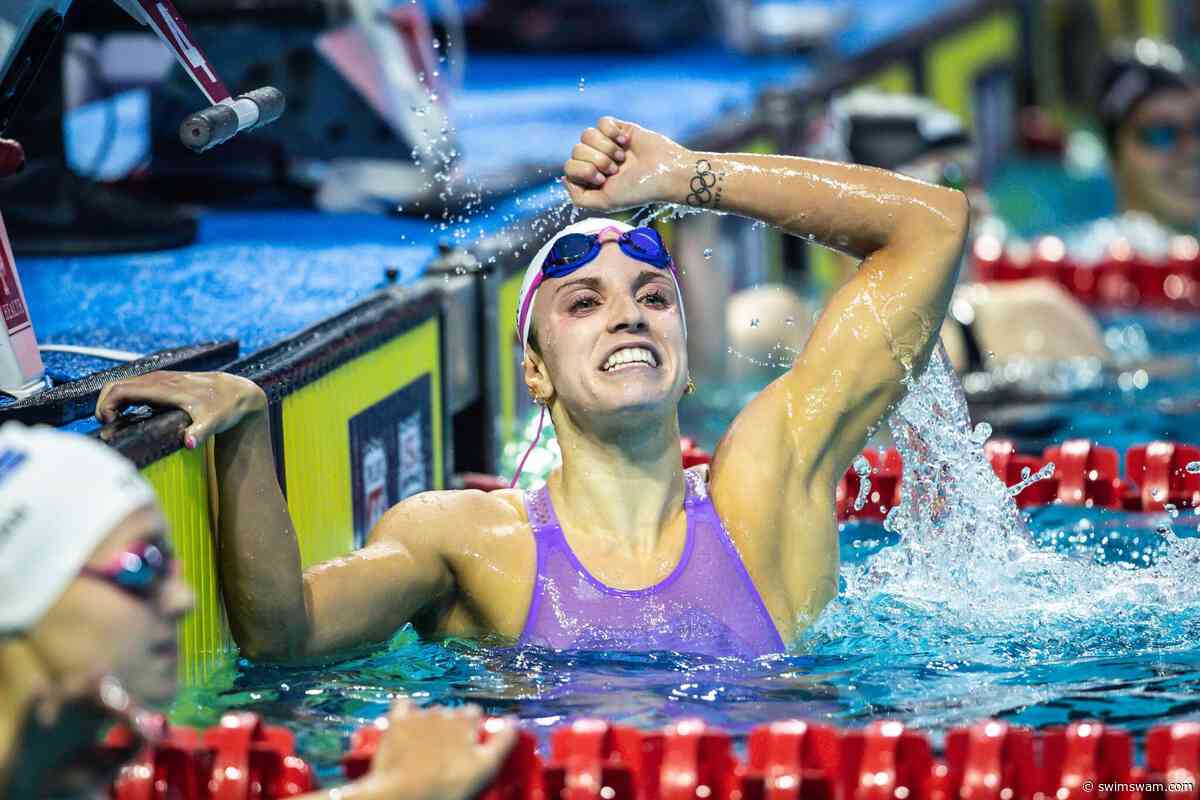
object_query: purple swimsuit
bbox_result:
[518,467,785,658]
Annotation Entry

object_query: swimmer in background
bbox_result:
[0,423,515,800]
[1098,38,1200,234]
[97,115,968,658]
[729,89,1112,376]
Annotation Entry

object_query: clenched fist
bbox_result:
[562,115,691,211]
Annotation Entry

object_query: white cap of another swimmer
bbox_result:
[0,422,158,634]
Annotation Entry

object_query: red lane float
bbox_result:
[339,716,1200,800]
[942,721,1037,800]
[974,233,1200,312]
[744,719,840,800]
[835,439,1200,521]
[1145,722,1200,800]
[1126,443,1200,512]
[108,712,315,800]
[469,436,1199,518]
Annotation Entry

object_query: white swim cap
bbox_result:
[0,422,158,635]
[516,217,687,361]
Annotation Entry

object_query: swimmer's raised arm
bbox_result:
[566,117,967,624]
[96,372,456,663]
[565,116,966,477]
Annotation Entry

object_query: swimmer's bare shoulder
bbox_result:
[367,487,536,642]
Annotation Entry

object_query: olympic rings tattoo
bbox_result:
[686,159,723,208]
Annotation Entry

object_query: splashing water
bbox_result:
[1007,463,1056,498]
[852,455,871,512]
[809,347,1200,684]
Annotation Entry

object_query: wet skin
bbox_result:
[96,116,968,661]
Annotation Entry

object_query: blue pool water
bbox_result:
[174,310,1200,780]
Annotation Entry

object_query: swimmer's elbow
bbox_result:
[231,625,303,663]
[234,618,314,663]
[232,584,318,664]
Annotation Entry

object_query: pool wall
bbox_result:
[108,286,445,681]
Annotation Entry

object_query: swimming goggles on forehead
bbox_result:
[80,536,174,601]
[541,226,674,277]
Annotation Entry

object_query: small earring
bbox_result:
[529,389,545,406]
[685,375,697,395]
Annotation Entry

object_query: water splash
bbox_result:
[1007,463,1055,498]
[852,455,871,512]
[810,347,1200,669]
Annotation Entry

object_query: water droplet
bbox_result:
[785,316,795,326]
[703,248,713,259]
[852,456,872,511]
[970,422,992,443]
[1020,466,1031,480]
[578,78,586,92]
[750,318,760,328]
[1187,461,1200,474]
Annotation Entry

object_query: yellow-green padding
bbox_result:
[498,272,523,448]
[1092,0,1167,39]
[1135,0,1166,37]
[857,63,916,94]
[281,319,443,568]
[925,10,1018,128]
[141,448,232,686]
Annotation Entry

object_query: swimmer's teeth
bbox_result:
[603,347,656,371]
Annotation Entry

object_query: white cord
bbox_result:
[39,344,143,362]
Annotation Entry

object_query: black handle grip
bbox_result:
[178,86,286,153]
[242,86,286,129]
[179,104,239,153]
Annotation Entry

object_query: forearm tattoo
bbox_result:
[685,158,724,208]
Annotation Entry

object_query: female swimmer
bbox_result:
[97,116,967,659]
